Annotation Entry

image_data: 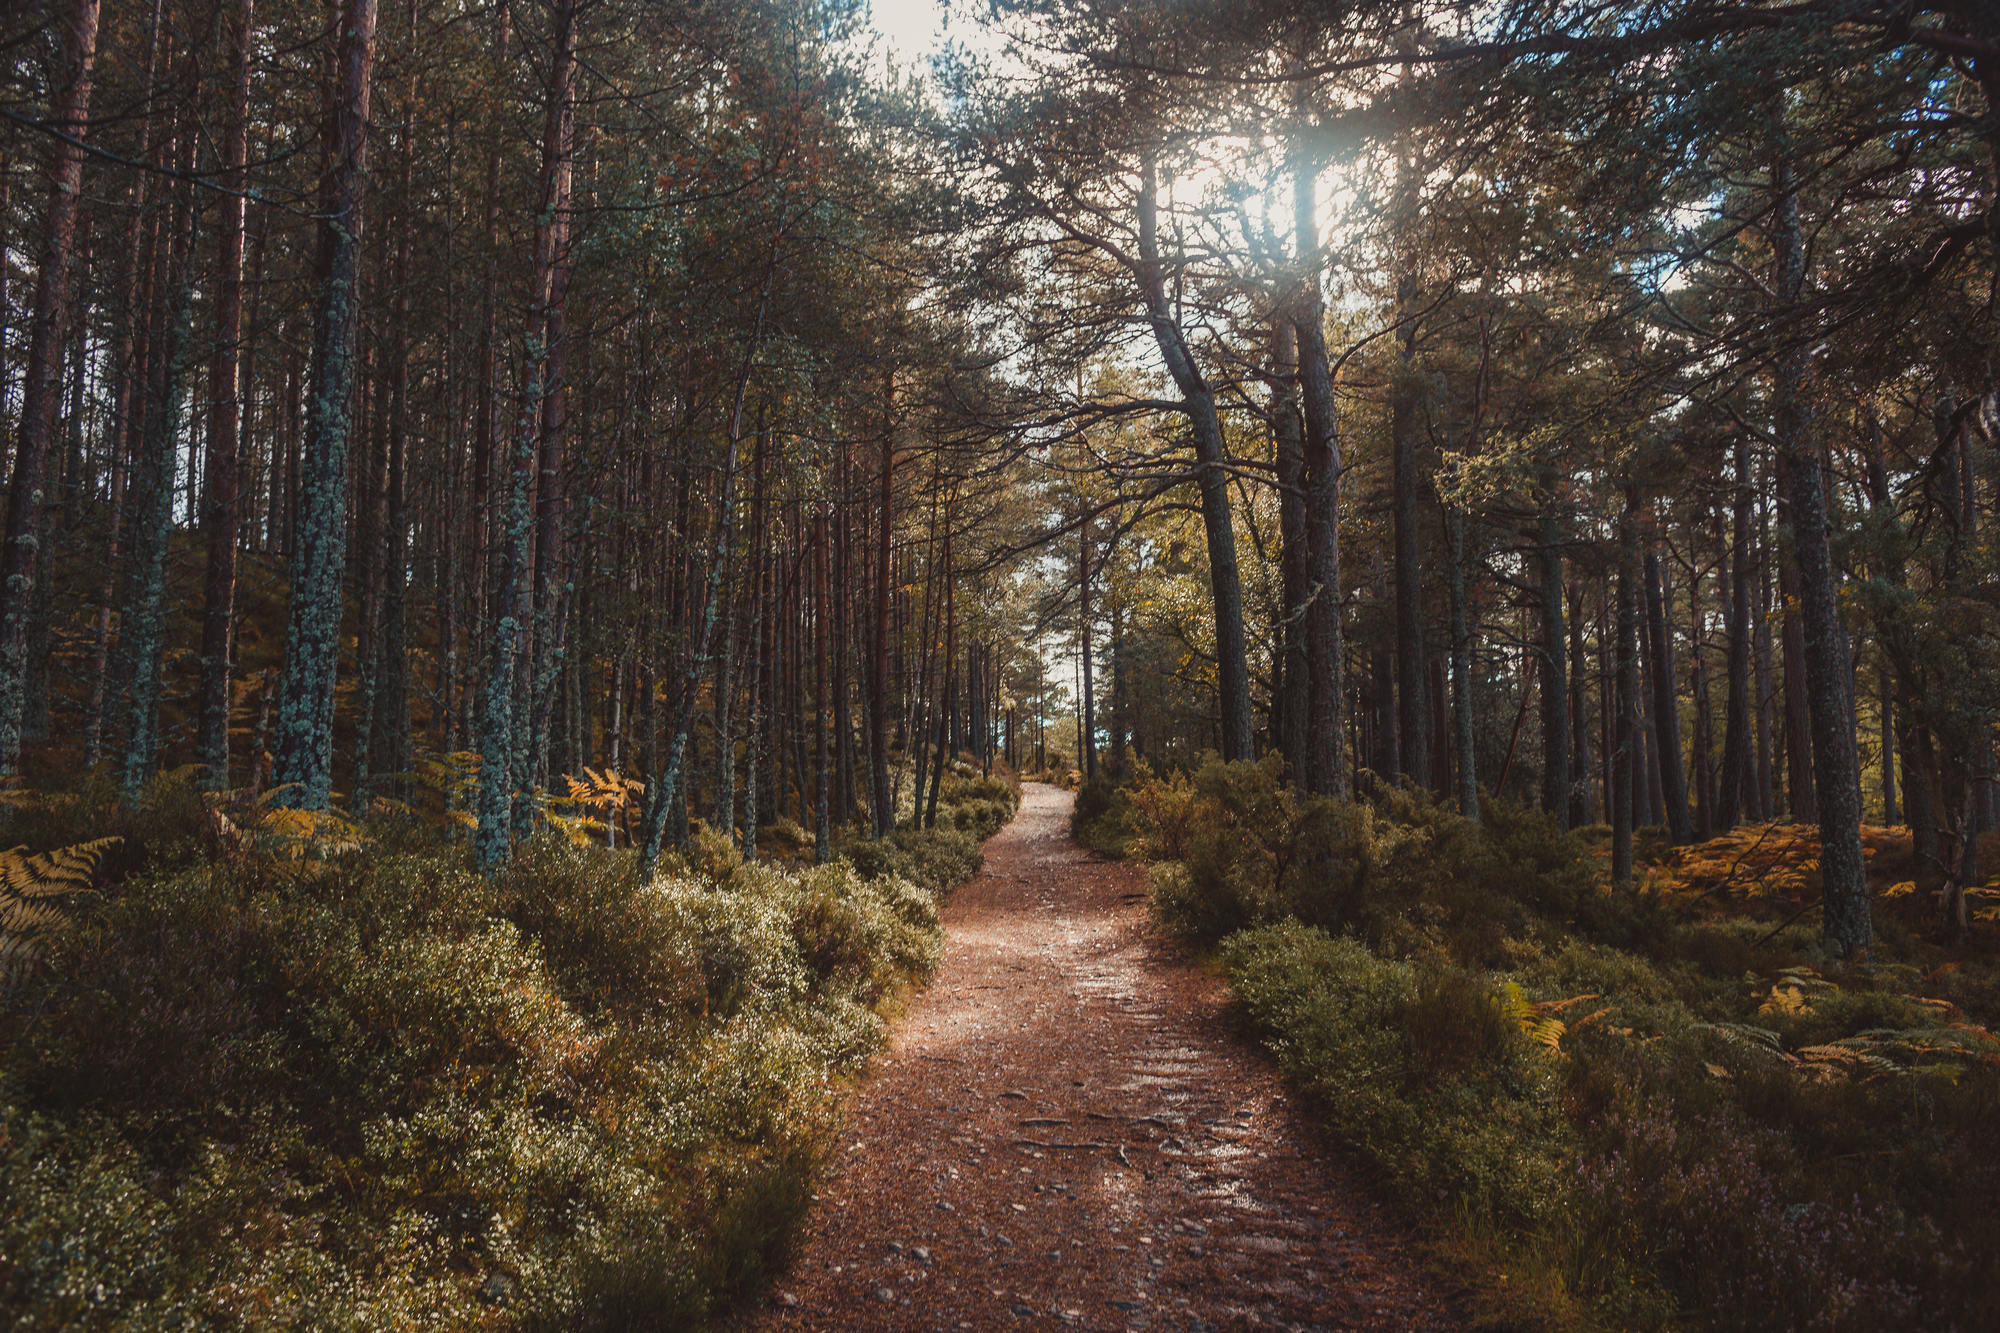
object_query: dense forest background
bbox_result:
[3,0,1997,937]
[3,0,1999,1326]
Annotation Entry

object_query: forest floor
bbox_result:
[736,784,1468,1332]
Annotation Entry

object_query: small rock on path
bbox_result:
[739,783,1465,1332]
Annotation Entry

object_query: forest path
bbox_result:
[738,783,1466,1332]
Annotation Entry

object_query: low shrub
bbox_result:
[1222,925,1572,1233]
[1070,776,1137,858]
[1132,760,2000,1329]
[840,773,1017,898]
[842,826,983,897]
[0,774,985,1330]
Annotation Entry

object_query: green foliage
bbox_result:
[0,775,981,1329]
[1069,776,1137,859]
[840,776,1017,897]
[1134,758,1377,941]
[1136,764,2000,1330]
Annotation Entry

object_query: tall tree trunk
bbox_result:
[1391,276,1430,789]
[637,270,774,871]
[1568,582,1595,827]
[869,371,896,836]
[1078,513,1095,782]
[371,0,420,789]
[1717,439,1753,832]
[1690,549,1715,839]
[471,4,512,648]
[1752,508,1777,823]
[119,166,198,803]
[373,62,414,791]
[813,504,830,862]
[195,0,254,788]
[1613,496,1640,885]
[833,451,855,824]
[1879,665,1897,825]
[525,1,577,803]
[1644,534,1694,843]
[478,0,575,863]
[1778,537,1815,822]
[0,0,102,773]
[1135,159,1254,762]
[274,0,379,810]
[1771,164,1869,957]
[1446,505,1478,820]
[1537,501,1570,829]
[1270,317,1308,779]
[1291,155,1346,795]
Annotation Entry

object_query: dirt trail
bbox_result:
[742,783,1465,1332]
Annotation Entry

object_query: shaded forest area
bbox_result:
[2,0,1999,1327]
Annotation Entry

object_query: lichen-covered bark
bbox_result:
[477,0,575,865]
[117,177,198,804]
[274,0,378,811]
[196,0,253,789]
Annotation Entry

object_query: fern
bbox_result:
[0,836,121,983]
[1756,965,1835,1017]
[1501,983,1604,1054]
[255,806,366,862]
[558,766,645,846]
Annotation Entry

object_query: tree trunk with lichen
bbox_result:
[274,0,378,811]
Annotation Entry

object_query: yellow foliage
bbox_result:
[560,767,644,813]
[256,806,365,860]
[1502,982,1603,1055]
[0,836,121,983]
[1659,822,1824,901]
[552,767,644,845]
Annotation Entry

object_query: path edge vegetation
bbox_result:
[1075,760,2000,1331]
[0,764,1018,1328]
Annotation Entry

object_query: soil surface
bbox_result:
[741,783,1466,1332]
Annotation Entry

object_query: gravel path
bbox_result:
[741,783,1466,1332]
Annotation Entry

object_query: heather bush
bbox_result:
[1070,776,1137,858]
[1223,924,1573,1233]
[1134,761,2000,1329]
[0,774,987,1329]
[837,769,1017,897]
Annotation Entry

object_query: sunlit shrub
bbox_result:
[1133,761,2000,1328]
[1133,757,1374,940]
[0,776,978,1328]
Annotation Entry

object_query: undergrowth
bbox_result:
[0,770,1015,1329]
[1120,757,2000,1331]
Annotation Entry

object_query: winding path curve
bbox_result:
[741,783,1466,1332]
